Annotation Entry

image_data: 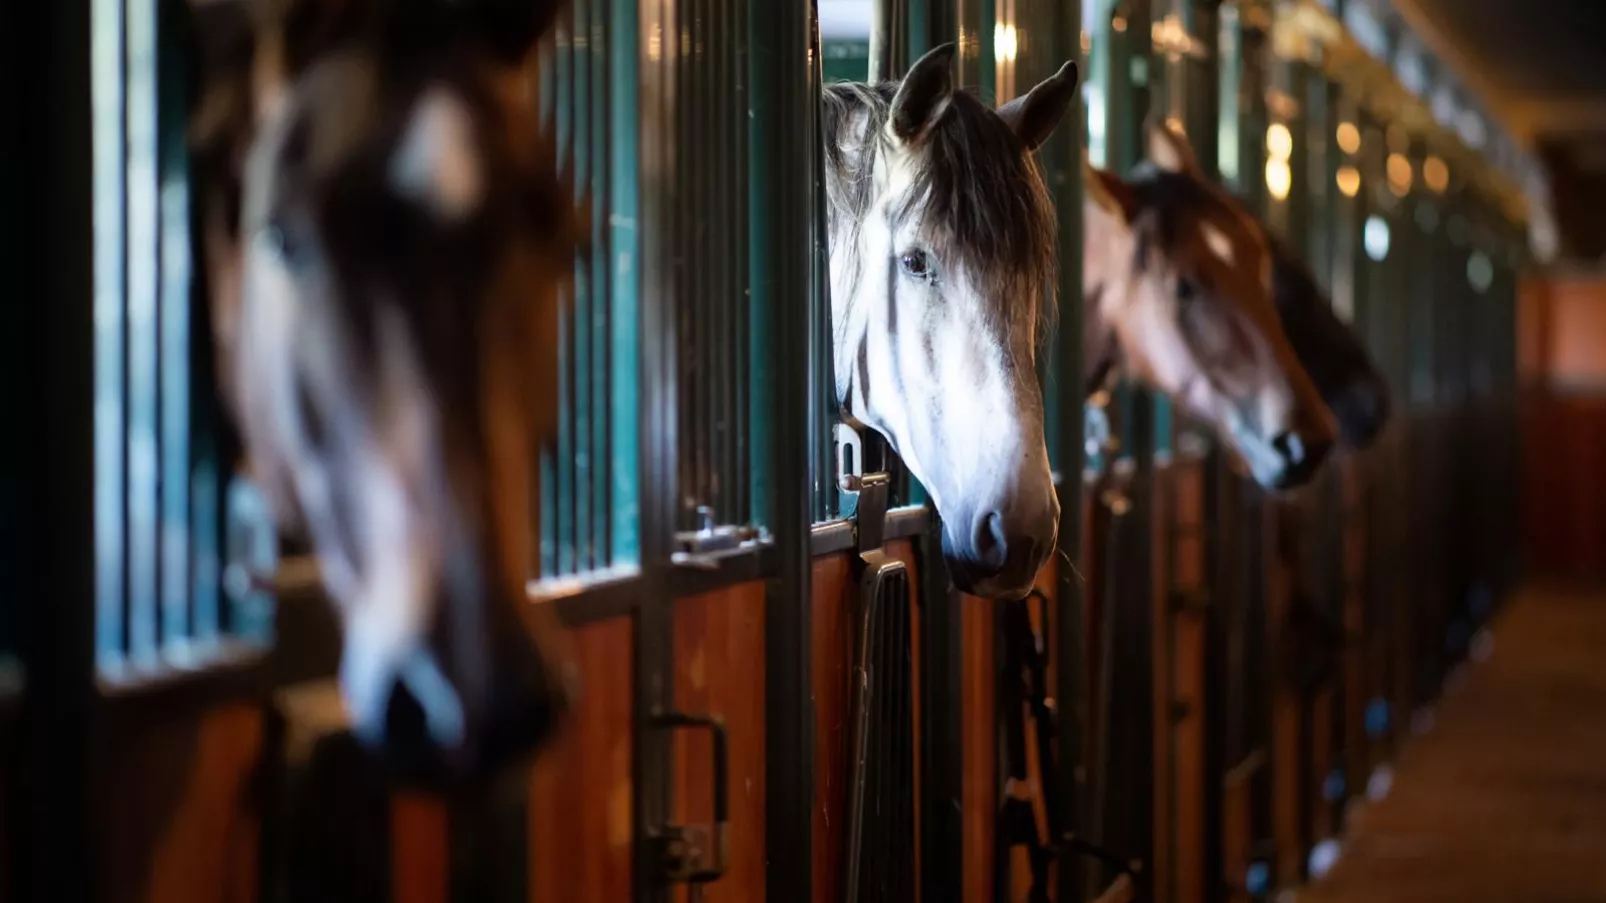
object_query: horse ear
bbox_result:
[888,43,957,144]
[1084,161,1140,224]
[997,60,1079,151]
[1146,115,1200,174]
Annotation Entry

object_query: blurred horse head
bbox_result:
[1083,120,1337,489]
[189,0,580,782]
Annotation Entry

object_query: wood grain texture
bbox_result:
[529,615,635,903]
[671,582,767,903]
[100,705,264,903]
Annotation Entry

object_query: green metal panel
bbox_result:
[537,0,642,575]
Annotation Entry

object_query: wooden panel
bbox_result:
[530,615,635,903]
[392,795,448,903]
[1309,688,1334,842]
[99,705,264,903]
[1151,466,1174,903]
[962,585,996,903]
[671,582,767,903]
[811,553,852,903]
[1521,276,1606,388]
[1162,460,1208,903]
[810,540,921,903]
[1268,502,1306,889]
[1521,390,1606,580]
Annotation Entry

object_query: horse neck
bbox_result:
[1079,266,1122,398]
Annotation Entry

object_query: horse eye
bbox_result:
[259,216,310,267]
[900,250,932,279]
[1176,275,1198,302]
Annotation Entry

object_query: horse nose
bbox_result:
[942,504,1056,598]
[1270,430,1331,488]
[358,635,566,785]
[971,511,1010,573]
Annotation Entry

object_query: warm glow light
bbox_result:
[1267,122,1293,161]
[1266,158,1292,201]
[1112,14,1127,32]
[1387,153,1413,196]
[1423,155,1449,193]
[1336,165,1361,198]
[1336,122,1361,155]
[994,22,1019,62]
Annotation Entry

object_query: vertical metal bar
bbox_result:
[10,0,99,897]
[559,5,581,574]
[609,0,640,566]
[158,0,193,655]
[869,0,896,82]
[124,0,161,669]
[590,0,614,569]
[752,0,816,898]
[637,0,679,897]
[573,0,597,571]
[93,0,128,673]
[1036,0,1088,898]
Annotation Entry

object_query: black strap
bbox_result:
[996,591,1059,902]
[997,589,1144,901]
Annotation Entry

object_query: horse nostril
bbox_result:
[1271,431,1306,467]
[972,511,1009,572]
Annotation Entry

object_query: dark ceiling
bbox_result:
[1393,0,1606,259]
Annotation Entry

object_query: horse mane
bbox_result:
[820,80,1059,340]
[1122,161,1267,275]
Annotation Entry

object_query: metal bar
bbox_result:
[158,0,194,661]
[608,0,641,566]
[636,0,678,896]
[8,0,99,897]
[751,0,817,897]
[868,0,896,82]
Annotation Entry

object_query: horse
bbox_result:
[821,43,1080,600]
[1083,120,1339,490]
[187,0,580,782]
[1265,229,1391,448]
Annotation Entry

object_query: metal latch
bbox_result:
[651,711,730,886]
[835,421,891,554]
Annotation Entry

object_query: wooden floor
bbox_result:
[1300,585,1606,903]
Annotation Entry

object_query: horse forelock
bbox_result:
[821,80,1059,344]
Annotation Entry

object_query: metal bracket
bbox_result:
[836,421,893,555]
[650,711,730,886]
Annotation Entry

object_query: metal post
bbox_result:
[751,1,817,900]
[6,0,99,900]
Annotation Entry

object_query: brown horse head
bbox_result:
[1083,120,1336,490]
[189,0,579,782]
[1264,230,1391,448]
